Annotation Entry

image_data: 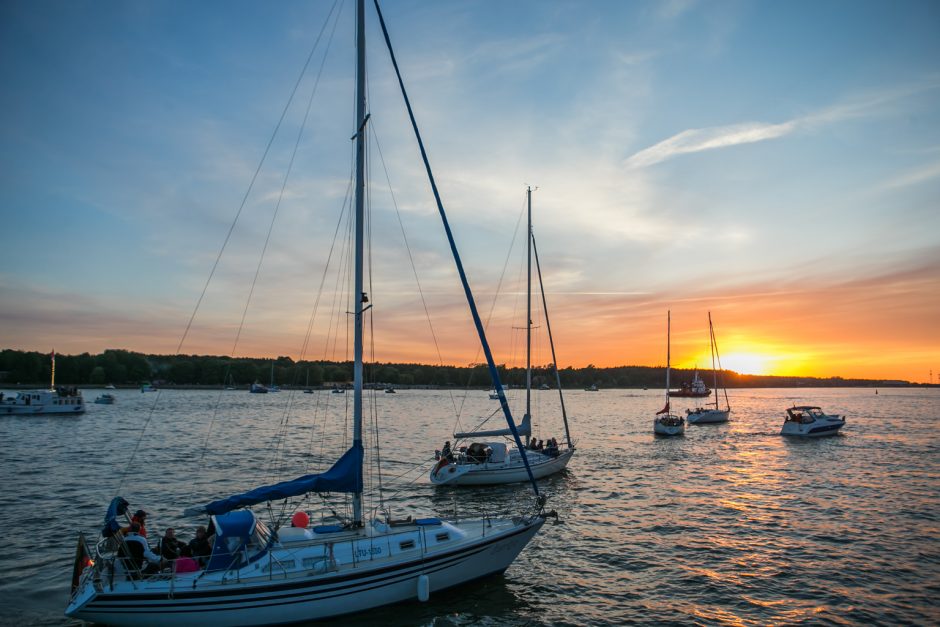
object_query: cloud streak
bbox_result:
[625,78,940,169]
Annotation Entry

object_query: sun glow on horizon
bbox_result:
[718,352,774,376]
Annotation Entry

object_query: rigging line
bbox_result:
[453,194,527,434]
[185,2,342,493]
[455,196,527,425]
[375,0,538,493]
[261,8,345,483]
[303,173,356,476]
[286,1,347,375]
[370,123,458,418]
[174,0,341,359]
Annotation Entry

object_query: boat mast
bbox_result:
[531,223,573,448]
[352,0,367,527]
[372,0,539,493]
[709,312,718,411]
[710,312,731,411]
[525,186,532,442]
[666,311,671,408]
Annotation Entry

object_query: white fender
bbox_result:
[417,574,429,602]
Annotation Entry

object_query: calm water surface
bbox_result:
[0,387,938,625]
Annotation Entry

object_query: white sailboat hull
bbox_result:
[430,448,574,486]
[686,409,730,424]
[67,517,544,626]
[653,417,685,436]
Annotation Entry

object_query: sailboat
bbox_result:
[268,363,281,392]
[654,311,685,436]
[66,2,550,623]
[430,187,575,486]
[686,312,731,424]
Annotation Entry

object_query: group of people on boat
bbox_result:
[527,437,560,457]
[109,507,212,578]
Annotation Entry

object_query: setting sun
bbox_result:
[718,353,773,376]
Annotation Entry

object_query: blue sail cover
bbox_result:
[199,444,363,516]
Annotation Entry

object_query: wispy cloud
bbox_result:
[625,78,940,169]
[874,160,940,192]
[625,121,796,168]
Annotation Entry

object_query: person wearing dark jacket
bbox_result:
[158,528,183,561]
[188,525,212,566]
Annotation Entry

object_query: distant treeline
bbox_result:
[0,348,917,388]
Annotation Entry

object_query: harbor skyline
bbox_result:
[1,0,938,382]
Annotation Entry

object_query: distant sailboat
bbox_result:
[654,311,685,436]
[268,363,280,392]
[686,312,731,424]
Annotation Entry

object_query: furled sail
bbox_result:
[455,414,531,440]
[185,444,363,517]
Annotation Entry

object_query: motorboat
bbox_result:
[584,383,598,391]
[653,311,685,436]
[781,406,845,437]
[94,393,116,405]
[249,381,268,394]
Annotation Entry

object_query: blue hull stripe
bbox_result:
[808,422,844,434]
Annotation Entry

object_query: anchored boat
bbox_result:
[654,311,685,436]
[686,312,731,424]
[430,187,576,486]
[66,2,550,623]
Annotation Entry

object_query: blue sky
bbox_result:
[1,0,938,380]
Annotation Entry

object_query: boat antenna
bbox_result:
[373,0,539,494]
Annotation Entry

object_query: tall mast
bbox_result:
[531,227,572,448]
[666,311,671,406]
[525,186,532,439]
[709,312,717,410]
[352,0,367,527]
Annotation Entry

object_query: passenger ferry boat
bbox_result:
[1,351,85,415]
[1,387,85,415]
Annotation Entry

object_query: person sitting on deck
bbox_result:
[544,437,559,457]
[119,523,162,578]
[158,528,183,561]
[188,525,212,566]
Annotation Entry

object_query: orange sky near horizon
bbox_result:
[4,252,935,384]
